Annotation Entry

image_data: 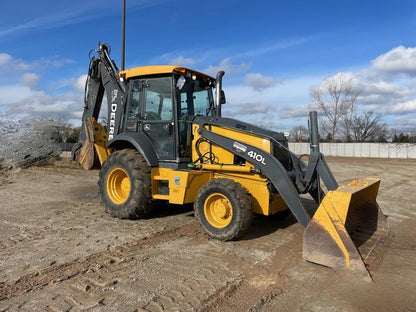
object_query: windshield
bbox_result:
[177,75,214,117]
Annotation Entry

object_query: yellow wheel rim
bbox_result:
[107,168,131,204]
[204,193,233,228]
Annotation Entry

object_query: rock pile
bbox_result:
[0,113,62,170]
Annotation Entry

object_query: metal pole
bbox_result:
[121,0,126,71]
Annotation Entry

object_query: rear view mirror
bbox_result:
[176,76,186,90]
[220,90,226,105]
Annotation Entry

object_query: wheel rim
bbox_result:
[204,193,233,228]
[107,168,131,204]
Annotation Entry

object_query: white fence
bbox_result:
[288,142,416,159]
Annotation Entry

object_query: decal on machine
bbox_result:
[234,141,266,165]
[108,89,118,140]
[247,150,266,165]
[233,141,247,153]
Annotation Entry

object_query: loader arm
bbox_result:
[195,117,314,227]
[194,116,342,227]
[196,116,338,195]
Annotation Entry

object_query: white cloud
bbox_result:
[0,85,33,106]
[4,86,83,123]
[204,58,251,77]
[0,53,72,76]
[371,46,416,75]
[390,100,416,114]
[221,74,323,131]
[244,73,282,91]
[74,74,87,93]
[21,73,40,89]
[0,1,172,38]
[0,53,12,65]
[361,80,403,95]
[393,113,416,132]
[0,71,85,124]
[170,56,195,66]
[235,37,314,59]
[32,102,68,113]
[280,104,311,119]
[238,103,271,115]
[52,74,87,92]
[0,54,30,74]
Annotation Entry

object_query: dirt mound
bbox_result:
[0,113,62,170]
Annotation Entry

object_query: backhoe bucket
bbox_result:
[303,178,392,280]
[76,140,98,170]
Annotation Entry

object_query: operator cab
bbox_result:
[120,66,217,167]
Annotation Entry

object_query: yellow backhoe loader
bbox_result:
[72,43,392,280]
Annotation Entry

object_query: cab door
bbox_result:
[141,76,175,160]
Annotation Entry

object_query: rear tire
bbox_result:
[98,149,154,219]
[194,178,252,241]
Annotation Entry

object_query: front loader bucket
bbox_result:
[303,178,392,280]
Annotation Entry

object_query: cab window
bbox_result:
[144,77,173,121]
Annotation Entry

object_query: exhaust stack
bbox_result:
[215,71,225,118]
[308,111,320,153]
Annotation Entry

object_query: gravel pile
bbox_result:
[0,113,62,170]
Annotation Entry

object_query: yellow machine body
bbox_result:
[150,123,288,216]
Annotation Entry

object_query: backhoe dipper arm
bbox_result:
[79,43,126,143]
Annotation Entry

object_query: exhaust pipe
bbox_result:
[215,71,225,118]
[308,111,320,153]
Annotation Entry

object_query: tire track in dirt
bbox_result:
[195,226,305,312]
[0,222,198,301]
[1,214,303,312]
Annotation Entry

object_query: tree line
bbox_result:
[289,73,415,143]
[46,72,415,145]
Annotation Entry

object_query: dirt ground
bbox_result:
[0,157,415,312]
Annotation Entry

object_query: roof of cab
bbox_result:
[119,65,215,80]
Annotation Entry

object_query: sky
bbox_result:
[0,0,415,133]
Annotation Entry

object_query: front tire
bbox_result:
[98,149,154,219]
[194,178,252,241]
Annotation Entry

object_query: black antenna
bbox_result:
[121,0,126,71]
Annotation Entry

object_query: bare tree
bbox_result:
[311,73,361,142]
[290,125,308,142]
[411,130,416,143]
[350,111,389,142]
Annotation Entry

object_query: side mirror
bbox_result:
[176,76,186,90]
[220,90,226,105]
[215,71,225,118]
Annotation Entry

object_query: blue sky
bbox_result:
[0,0,415,132]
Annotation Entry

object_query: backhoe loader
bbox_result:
[73,43,392,280]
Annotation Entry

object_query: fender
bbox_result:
[108,132,159,167]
